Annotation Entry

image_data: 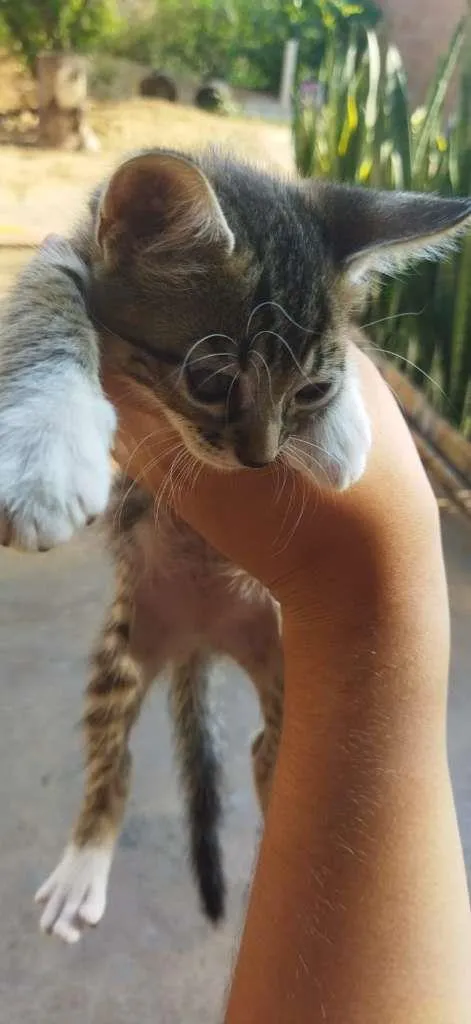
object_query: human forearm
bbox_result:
[226,709,469,1024]
[225,521,471,1024]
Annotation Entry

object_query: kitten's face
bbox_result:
[119,278,369,491]
[92,149,470,490]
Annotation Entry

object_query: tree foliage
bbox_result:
[295,19,471,434]
[0,0,380,90]
[0,0,120,72]
[113,0,381,92]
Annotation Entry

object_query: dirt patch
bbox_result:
[0,99,293,240]
[0,51,293,244]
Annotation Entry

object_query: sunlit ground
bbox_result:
[0,94,293,245]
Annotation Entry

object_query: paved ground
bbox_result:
[0,498,470,1023]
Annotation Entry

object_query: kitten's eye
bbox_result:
[295,380,333,406]
[185,365,233,404]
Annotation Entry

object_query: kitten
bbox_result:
[0,149,469,944]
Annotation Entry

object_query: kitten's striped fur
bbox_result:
[53,475,283,936]
[1,148,469,942]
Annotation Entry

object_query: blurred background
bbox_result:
[0,2,470,1022]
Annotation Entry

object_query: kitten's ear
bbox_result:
[97,151,234,265]
[308,181,471,283]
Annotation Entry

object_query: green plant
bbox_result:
[294,18,471,435]
[111,0,381,93]
[0,0,122,72]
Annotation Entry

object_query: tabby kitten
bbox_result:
[0,149,469,945]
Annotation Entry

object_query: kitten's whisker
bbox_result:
[192,462,205,494]
[250,350,275,407]
[174,351,237,378]
[275,470,309,555]
[251,330,311,384]
[168,458,185,507]
[247,300,311,336]
[193,332,237,347]
[272,457,280,493]
[135,443,185,493]
[167,449,190,508]
[283,448,324,539]
[273,455,299,548]
[273,453,288,507]
[367,344,446,398]
[199,362,236,385]
[278,456,289,506]
[106,381,148,404]
[188,352,236,364]
[185,456,201,498]
[172,450,197,507]
[362,307,425,331]
[122,428,170,477]
[282,450,323,524]
[360,343,408,412]
[116,443,181,534]
[178,333,237,383]
[290,435,342,469]
[284,442,332,488]
[152,444,186,526]
[284,440,325,479]
[185,456,203,495]
[176,454,199,507]
[113,429,176,533]
[173,451,198,504]
[225,371,240,424]
[153,466,174,527]
[249,351,262,397]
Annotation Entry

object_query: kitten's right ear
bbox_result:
[306,180,471,283]
[97,151,234,266]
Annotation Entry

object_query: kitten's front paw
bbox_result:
[0,368,116,551]
[35,843,113,944]
[312,363,372,491]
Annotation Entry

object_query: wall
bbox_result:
[376,0,466,106]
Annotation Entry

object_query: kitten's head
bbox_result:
[92,149,471,489]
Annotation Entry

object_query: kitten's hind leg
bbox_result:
[249,661,283,816]
[36,563,156,943]
[227,596,284,815]
[169,653,225,923]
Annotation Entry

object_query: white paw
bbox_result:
[35,843,113,944]
[0,367,116,550]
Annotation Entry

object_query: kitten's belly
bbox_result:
[127,508,274,663]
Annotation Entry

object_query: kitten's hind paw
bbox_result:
[35,843,113,943]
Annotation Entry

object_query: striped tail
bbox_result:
[169,652,226,923]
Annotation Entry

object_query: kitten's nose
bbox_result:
[240,456,272,469]
[235,418,281,469]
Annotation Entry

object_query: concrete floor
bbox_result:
[0,501,470,1023]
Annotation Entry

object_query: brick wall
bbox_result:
[376,0,466,106]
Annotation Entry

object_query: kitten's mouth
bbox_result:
[203,449,281,474]
[173,430,238,472]
[194,447,257,473]
[180,433,277,473]
[237,457,273,470]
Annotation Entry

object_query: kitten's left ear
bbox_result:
[97,150,234,265]
[306,180,471,282]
